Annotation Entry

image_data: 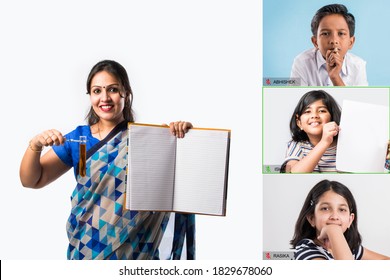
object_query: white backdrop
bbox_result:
[0,0,261,260]
[263,174,390,256]
[263,87,389,167]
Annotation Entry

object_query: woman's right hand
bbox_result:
[30,129,66,151]
[21,129,70,188]
[321,121,340,146]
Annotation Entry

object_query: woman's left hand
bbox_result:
[168,121,193,138]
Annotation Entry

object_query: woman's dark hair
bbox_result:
[290,180,362,253]
[85,60,134,125]
[311,4,355,37]
[289,90,341,142]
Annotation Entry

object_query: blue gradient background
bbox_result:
[263,0,390,86]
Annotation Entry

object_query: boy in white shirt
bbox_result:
[291,4,367,86]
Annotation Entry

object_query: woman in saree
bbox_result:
[19,60,195,260]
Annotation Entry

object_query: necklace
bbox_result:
[97,121,119,140]
[98,122,103,140]
[97,122,111,140]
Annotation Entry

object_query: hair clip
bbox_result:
[310,200,314,206]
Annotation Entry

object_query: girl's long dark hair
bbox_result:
[290,90,341,142]
[290,180,362,253]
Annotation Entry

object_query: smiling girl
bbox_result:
[291,179,390,260]
[281,90,341,173]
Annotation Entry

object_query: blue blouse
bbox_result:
[52,125,100,177]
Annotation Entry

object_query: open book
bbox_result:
[336,100,389,173]
[125,123,230,216]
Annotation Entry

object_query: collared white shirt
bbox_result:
[290,48,368,86]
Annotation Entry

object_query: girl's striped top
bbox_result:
[294,238,363,260]
[283,140,337,172]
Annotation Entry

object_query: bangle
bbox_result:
[29,141,43,153]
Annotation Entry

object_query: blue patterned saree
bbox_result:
[65,121,195,260]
